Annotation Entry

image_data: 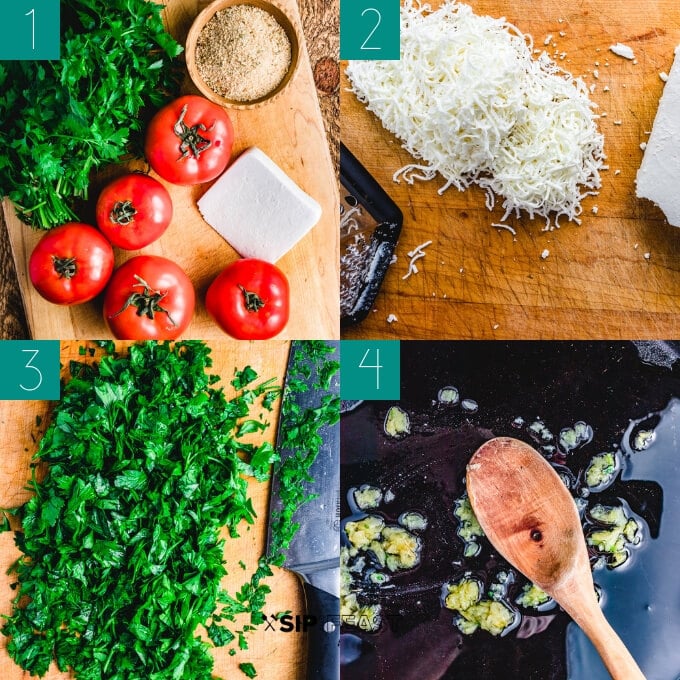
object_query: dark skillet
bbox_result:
[340,341,679,679]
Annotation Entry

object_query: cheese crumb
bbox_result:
[544,34,553,46]
[610,43,635,60]
[592,205,599,214]
[603,86,610,92]
[402,240,433,280]
[387,314,398,323]
[541,249,550,260]
[640,142,647,151]
[614,169,621,176]
[660,72,669,82]
[492,222,517,236]
[613,120,623,125]
[644,252,651,260]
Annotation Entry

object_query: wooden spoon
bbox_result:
[466,437,645,680]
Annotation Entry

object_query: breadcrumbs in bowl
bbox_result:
[186,0,300,109]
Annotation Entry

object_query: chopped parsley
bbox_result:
[1,340,340,678]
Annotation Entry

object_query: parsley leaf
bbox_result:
[239,662,258,678]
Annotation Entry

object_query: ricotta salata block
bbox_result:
[197,147,322,262]
[636,46,680,227]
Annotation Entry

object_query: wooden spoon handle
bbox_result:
[570,600,646,680]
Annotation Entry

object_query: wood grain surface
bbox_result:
[0,0,339,341]
[0,340,310,679]
[341,0,680,340]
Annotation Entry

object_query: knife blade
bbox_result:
[267,341,340,680]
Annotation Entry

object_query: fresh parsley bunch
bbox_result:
[0,0,183,229]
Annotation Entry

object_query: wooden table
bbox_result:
[341,0,680,340]
[0,0,339,341]
[0,340,310,679]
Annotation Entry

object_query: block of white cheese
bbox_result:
[197,147,322,263]
[636,45,680,227]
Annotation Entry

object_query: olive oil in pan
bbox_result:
[567,398,680,680]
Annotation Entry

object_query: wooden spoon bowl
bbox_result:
[466,437,645,680]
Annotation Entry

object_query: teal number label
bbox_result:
[340,0,400,60]
[341,341,400,400]
[0,341,60,400]
[0,0,60,61]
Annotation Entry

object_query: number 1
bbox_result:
[26,8,35,51]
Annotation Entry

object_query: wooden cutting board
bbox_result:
[341,0,680,340]
[3,0,339,340]
[0,340,307,679]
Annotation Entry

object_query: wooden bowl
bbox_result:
[186,0,301,110]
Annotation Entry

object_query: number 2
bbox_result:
[359,348,383,390]
[26,8,35,51]
[360,7,381,51]
[19,349,43,392]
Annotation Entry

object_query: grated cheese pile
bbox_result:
[346,0,606,228]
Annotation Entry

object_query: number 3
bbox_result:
[20,349,43,392]
[361,7,382,51]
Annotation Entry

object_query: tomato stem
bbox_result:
[111,275,177,326]
[52,255,77,279]
[174,104,212,160]
[239,284,265,313]
[110,200,137,225]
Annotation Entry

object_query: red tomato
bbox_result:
[206,259,289,340]
[29,223,114,305]
[103,256,195,340]
[144,95,234,185]
[95,173,173,250]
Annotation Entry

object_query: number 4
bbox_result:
[359,348,383,390]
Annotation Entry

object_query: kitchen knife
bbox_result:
[267,341,340,680]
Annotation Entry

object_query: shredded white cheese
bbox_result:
[610,43,635,60]
[492,222,517,236]
[346,0,605,229]
[402,240,433,280]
